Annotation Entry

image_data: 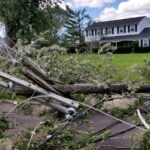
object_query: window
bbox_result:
[143,39,149,47]
[97,29,101,35]
[107,28,112,34]
[102,28,106,35]
[119,26,124,33]
[88,31,92,36]
[130,25,135,32]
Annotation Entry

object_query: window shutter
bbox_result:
[124,26,126,33]
[92,29,94,36]
[112,28,114,34]
[106,28,108,35]
[128,25,130,32]
[117,27,119,33]
[141,40,143,47]
[135,24,137,32]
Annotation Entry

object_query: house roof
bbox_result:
[86,16,145,30]
[101,28,150,42]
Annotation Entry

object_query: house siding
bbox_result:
[85,16,150,46]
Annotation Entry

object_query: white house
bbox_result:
[85,16,150,48]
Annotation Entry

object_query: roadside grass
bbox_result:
[76,53,150,82]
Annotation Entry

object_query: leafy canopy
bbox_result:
[0,0,63,44]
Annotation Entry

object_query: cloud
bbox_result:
[59,1,73,10]
[63,0,115,8]
[98,0,150,21]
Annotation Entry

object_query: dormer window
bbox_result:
[102,28,107,35]
[107,28,112,34]
[119,26,124,33]
[97,29,101,35]
[130,25,135,32]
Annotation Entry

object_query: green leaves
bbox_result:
[0,0,63,44]
[63,7,90,47]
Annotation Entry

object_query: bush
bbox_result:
[114,46,150,54]
[114,46,133,54]
[98,43,117,54]
[77,43,87,53]
[67,46,76,54]
[111,107,135,119]
[140,60,150,80]
[91,47,99,53]
[140,130,150,150]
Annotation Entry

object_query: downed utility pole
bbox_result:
[0,70,79,108]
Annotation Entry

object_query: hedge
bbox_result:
[114,46,150,54]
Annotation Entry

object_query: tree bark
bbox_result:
[12,83,150,95]
[22,57,62,84]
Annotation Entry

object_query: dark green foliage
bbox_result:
[91,48,99,53]
[111,107,135,119]
[67,46,76,54]
[14,141,29,150]
[0,117,9,138]
[0,0,63,44]
[0,90,16,100]
[63,6,90,47]
[140,130,150,150]
[140,60,150,80]
[114,46,150,54]
[131,40,139,49]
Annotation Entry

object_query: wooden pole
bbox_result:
[0,71,79,108]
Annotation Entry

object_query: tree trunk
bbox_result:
[12,84,150,95]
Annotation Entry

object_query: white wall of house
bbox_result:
[138,17,150,33]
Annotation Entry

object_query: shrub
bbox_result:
[140,60,150,80]
[140,130,150,150]
[67,46,76,54]
[111,107,135,119]
[91,47,99,53]
[114,46,150,54]
[98,43,117,54]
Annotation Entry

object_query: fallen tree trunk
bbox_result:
[12,83,150,95]
[22,57,62,84]
[21,67,63,96]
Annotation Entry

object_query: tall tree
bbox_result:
[0,0,62,45]
[63,6,90,47]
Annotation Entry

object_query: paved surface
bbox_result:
[0,101,145,149]
[71,110,144,149]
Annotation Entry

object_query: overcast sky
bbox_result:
[62,0,150,21]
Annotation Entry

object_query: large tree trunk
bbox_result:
[11,84,150,95]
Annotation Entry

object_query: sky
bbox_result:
[61,0,150,21]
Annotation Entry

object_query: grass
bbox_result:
[76,53,150,82]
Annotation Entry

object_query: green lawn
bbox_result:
[77,53,150,82]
